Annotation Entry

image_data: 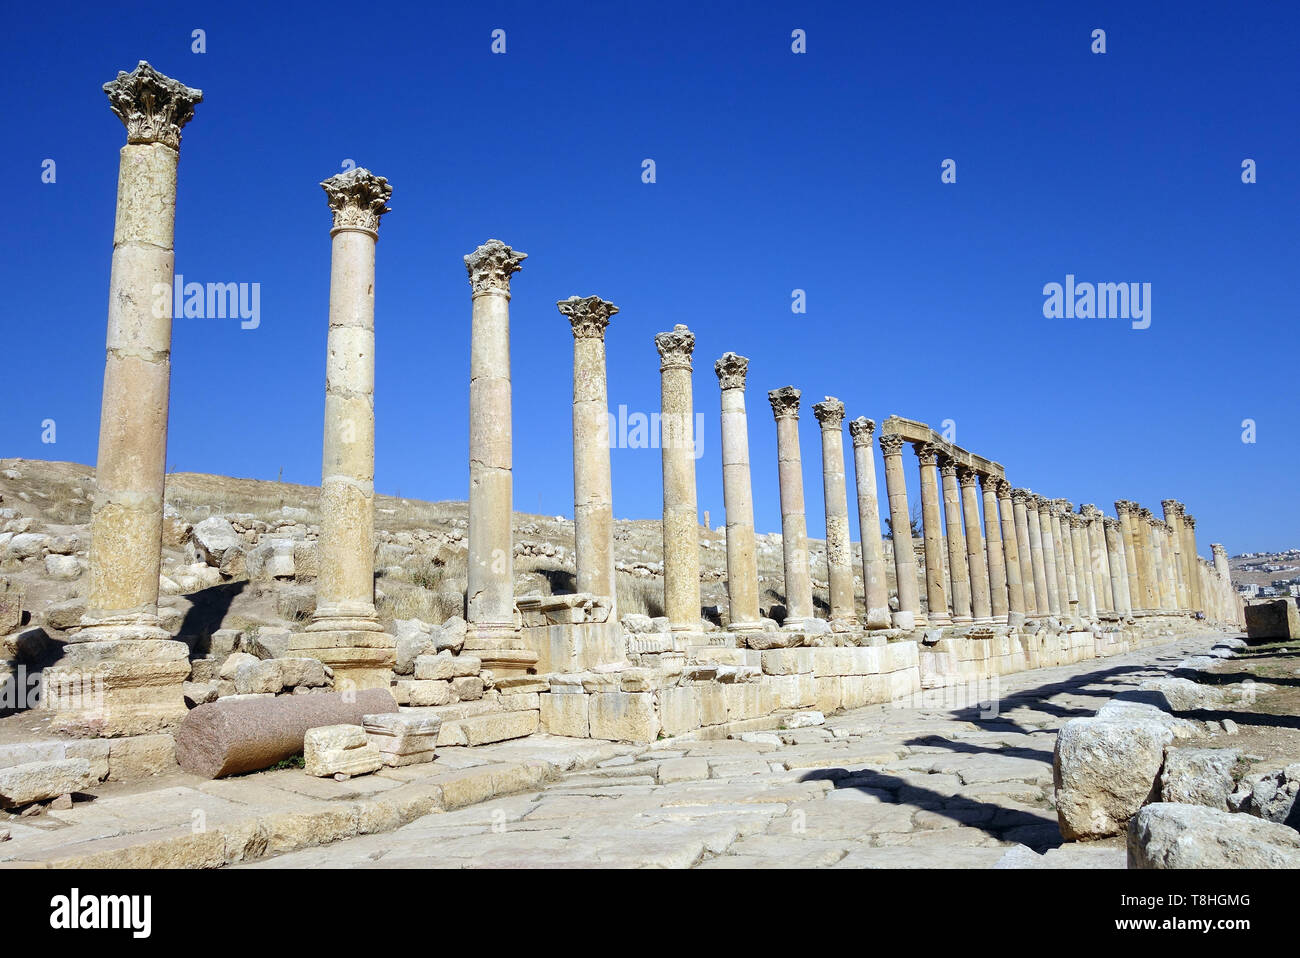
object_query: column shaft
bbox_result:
[850,419,890,629]
[983,477,1009,623]
[997,482,1025,625]
[960,470,991,623]
[880,435,921,628]
[656,326,700,632]
[770,388,814,627]
[916,444,951,625]
[813,399,856,629]
[715,353,760,631]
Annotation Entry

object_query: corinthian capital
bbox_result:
[768,385,801,420]
[1184,514,1196,529]
[1080,503,1102,519]
[995,478,1013,499]
[714,352,749,390]
[558,295,618,340]
[465,239,527,297]
[878,433,905,456]
[848,416,876,447]
[103,61,203,150]
[655,325,695,370]
[320,169,393,236]
[957,466,978,488]
[812,397,845,429]
[913,441,940,467]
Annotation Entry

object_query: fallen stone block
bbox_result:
[1160,747,1240,810]
[1054,716,1171,839]
[304,724,382,778]
[1128,803,1300,868]
[0,758,95,807]
[363,711,442,767]
[174,687,398,778]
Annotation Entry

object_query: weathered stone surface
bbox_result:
[1231,763,1300,827]
[192,517,241,567]
[1054,716,1171,839]
[1244,598,1300,641]
[0,759,95,807]
[174,688,398,778]
[1128,803,1300,868]
[1159,747,1240,810]
[303,724,382,778]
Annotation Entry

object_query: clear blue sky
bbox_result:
[4,1,1297,555]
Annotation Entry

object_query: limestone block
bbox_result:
[1054,716,1172,839]
[439,710,539,747]
[452,677,484,701]
[394,679,453,707]
[540,692,590,737]
[1128,803,1300,868]
[722,683,765,721]
[698,684,728,726]
[304,724,382,777]
[0,759,95,807]
[1159,747,1241,810]
[589,691,659,742]
[814,676,843,713]
[414,651,455,680]
[760,648,815,675]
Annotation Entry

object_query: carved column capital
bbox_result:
[1183,514,1196,529]
[465,239,527,297]
[558,295,618,340]
[1011,487,1032,504]
[957,466,978,488]
[812,397,845,429]
[655,324,695,370]
[848,416,876,447]
[103,60,202,150]
[714,351,749,390]
[1080,503,1102,519]
[995,477,1014,499]
[938,456,958,478]
[878,433,905,457]
[321,168,393,237]
[768,385,801,420]
[1103,516,1121,531]
[913,441,940,467]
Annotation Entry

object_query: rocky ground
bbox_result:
[239,633,1267,869]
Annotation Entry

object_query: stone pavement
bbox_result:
[242,632,1228,869]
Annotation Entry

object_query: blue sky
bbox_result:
[3,1,1297,554]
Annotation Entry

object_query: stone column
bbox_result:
[1115,501,1145,615]
[879,434,921,629]
[1163,500,1189,612]
[1070,514,1096,619]
[1159,522,1178,612]
[292,169,396,688]
[1036,497,1062,617]
[656,325,701,633]
[1138,509,1162,612]
[1050,500,1073,617]
[561,295,618,614]
[461,239,536,675]
[849,418,890,629]
[915,443,951,626]
[52,62,202,735]
[769,387,815,630]
[1184,514,1203,612]
[1012,489,1040,615]
[1212,544,1232,622]
[1081,505,1111,614]
[1024,493,1050,616]
[812,398,856,630]
[1103,517,1131,616]
[714,352,761,633]
[996,480,1025,627]
[981,476,1008,624]
[959,469,992,624]
[941,458,972,624]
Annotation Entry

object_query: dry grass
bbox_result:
[616,572,665,618]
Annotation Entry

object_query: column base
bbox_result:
[952,615,974,626]
[927,612,953,627]
[892,611,917,630]
[829,617,860,633]
[464,622,539,677]
[1006,611,1027,629]
[288,630,395,691]
[726,620,765,633]
[864,607,892,630]
[45,638,189,737]
[306,612,385,634]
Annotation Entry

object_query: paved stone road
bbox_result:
[244,634,1224,869]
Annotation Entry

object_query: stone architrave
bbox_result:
[714,352,761,632]
[879,434,921,629]
[656,326,701,634]
[561,296,619,616]
[769,387,815,629]
[849,419,890,630]
[914,443,951,626]
[812,398,856,630]
[49,63,203,736]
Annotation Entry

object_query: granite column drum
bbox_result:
[462,239,536,675]
[959,469,992,623]
[880,434,921,629]
[996,480,1026,626]
[915,443,951,626]
[849,419,890,629]
[1012,489,1040,615]
[812,398,856,630]
[1036,497,1062,617]
[656,325,701,633]
[292,169,396,689]
[561,296,619,615]
[49,63,203,736]
[715,352,761,632]
[769,388,815,629]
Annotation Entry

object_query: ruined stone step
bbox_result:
[438,710,540,747]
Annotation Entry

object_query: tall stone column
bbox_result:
[1212,544,1232,622]
[1159,522,1178,612]
[812,398,856,630]
[941,458,972,624]
[769,387,815,629]
[996,480,1025,626]
[1080,506,1110,614]
[1115,501,1145,615]
[1024,493,1050,615]
[1103,518,1131,616]
[52,62,202,735]
[561,295,619,615]
[981,476,1009,624]
[656,325,701,634]
[714,352,761,633]
[849,418,890,629]
[1012,489,1040,615]
[959,469,992,623]
[1184,514,1203,612]
[462,239,536,674]
[915,443,951,626]
[1070,514,1097,619]
[1036,497,1062,617]
[1138,509,1162,612]
[292,169,396,688]
[1050,500,1074,617]
[1163,500,1189,612]
[879,434,921,629]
